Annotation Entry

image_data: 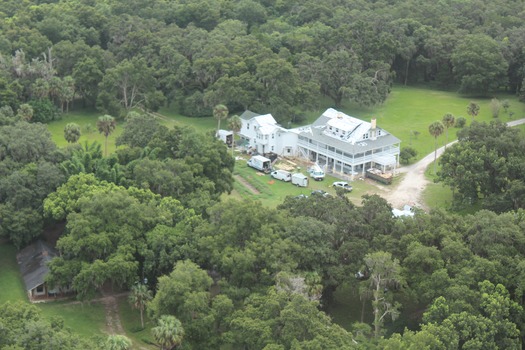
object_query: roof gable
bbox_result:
[17,240,57,291]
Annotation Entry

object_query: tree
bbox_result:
[213,104,228,133]
[16,104,34,122]
[441,113,455,150]
[96,115,116,156]
[399,146,418,164]
[64,123,81,143]
[362,251,403,338]
[451,34,508,95]
[467,102,480,121]
[129,283,152,329]
[152,315,184,350]
[490,98,501,118]
[116,112,162,149]
[227,115,242,156]
[428,121,444,174]
[106,335,132,350]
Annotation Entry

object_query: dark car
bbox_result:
[311,189,331,197]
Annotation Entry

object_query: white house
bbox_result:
[238,108,400,176]
[239,111,297,156]
[296,108,400,176]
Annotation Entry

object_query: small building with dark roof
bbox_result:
[17,240,59,301]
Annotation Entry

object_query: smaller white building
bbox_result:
[239,111,297,155]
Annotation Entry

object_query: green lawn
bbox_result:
[47,108,124,154]
[38,301,106,339]
[230,155,381,208]
[118,297,156,349]
[0,244,28,304]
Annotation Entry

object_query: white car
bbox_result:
[332,181,353,192]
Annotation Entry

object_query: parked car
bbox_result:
[311,189,331,197]
[331,181,353,192]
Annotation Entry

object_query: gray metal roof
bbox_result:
[17,240,57,291]
[240,110,260,120]
[299,125,400,153]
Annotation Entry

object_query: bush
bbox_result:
[399,146,418,164]
[455,116,466,128]
[28,98,60,123]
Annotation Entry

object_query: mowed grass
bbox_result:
[118,297,156,349]
[38,301,106,339]
[0,244,28,304]
[336,85,525,162]
[47,108,124,154]
[231,155,385,208]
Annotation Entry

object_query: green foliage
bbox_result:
[28,99,61,123]
[64,122,81,143]
[399,146,418,164]
[0,301,100,350]
[455,116,467,128]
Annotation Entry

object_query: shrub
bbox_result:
[455,116,466,128]
[28,98,60,123]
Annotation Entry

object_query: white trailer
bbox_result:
[217,129,233,147]
[291,173,308,187]
[247,155,272,173]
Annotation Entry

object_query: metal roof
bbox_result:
[240,110,260,120]
[17,240,57,292]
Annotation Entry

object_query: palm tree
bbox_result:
[441,113,455,150]
[64,123,82,143]
[467,102,480,122]
[152,315,184,350]
[106,334,132,350]
[129,283,152,329]
[228,115,242,156]
[16,103,33,122]
[429,121,445,174]
[213,104,229,133]
[97,115,117,156]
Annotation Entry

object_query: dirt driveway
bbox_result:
[382,118,525,210]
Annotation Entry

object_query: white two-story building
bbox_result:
[238,108,400,175]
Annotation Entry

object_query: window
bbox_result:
[247,123,250,130]
[378,130,382,136]
[35,284,45,295]
[265,135,268,140]
[272,134,274,139]
[271,146,274,151]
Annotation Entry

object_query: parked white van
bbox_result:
[271,170,292,182]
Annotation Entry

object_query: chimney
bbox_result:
[371,118,377,140]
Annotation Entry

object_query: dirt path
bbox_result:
[234,174,260,195]
[101,294,125,335]
[382,118,525,210]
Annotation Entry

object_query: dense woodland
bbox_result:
[2,0,525,349]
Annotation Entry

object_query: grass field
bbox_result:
[231,155,381,208]
[118,297,156,349]
[0,244,28,304]
[47,108,124,154]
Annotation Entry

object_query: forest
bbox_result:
[1,0,525,349]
